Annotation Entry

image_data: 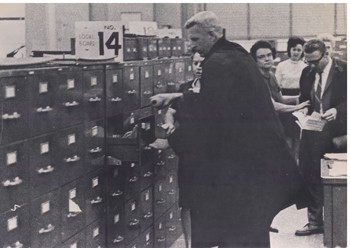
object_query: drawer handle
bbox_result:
[168,190,176,195]
[64,155,80,163]
[156,199,166,205]
[157,237,166,243]
[144,241,151,247]
[111,97,122,102]
[143,211,153,219]
[38,224,55,234]
[167,82,175,86]
[129,176,138,183]
[37,165,55,174]
[2,112,21,120]
[155,84,163,89]
[89,147,102,153]
[63,101,79,107]
[127,90,137,95]
[89,97,102,102]
[143,90,152,95]
[168,154,176,159]
[113,235,124,243]
[169,226,176,232]
[6,241,23,248]
[156,161,165,166]
[90,196,103,204]
[67,212,80,218]
[143,171,153,177]
[112,190,123,197]
[3,177,23,187]
[129,218,140,226]
[36,106,53,113]
[143,146,152,150]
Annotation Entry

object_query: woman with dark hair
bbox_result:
[275,36,307,96]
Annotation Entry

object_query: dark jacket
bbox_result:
[182,37,304,246]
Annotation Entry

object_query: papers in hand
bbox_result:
[324,153,347,161]
[293,111,327,132]
[327,160,347,177]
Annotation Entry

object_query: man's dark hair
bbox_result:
[250,40,276,61]
[287,36,305,58]
[303,39,326,54]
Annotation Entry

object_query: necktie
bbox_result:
[314,71,323,113]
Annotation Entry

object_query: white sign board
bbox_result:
[75,22,124,62]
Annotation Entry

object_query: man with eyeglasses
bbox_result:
[295,39,347,236]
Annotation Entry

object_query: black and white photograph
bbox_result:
[0,2,347,248]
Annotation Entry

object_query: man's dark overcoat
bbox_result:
[178,37,305,247]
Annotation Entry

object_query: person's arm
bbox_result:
[150,93,183,108]
[271,98,310,113]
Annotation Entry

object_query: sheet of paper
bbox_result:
[324,153,347,161]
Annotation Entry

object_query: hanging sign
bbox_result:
[75,21,124,62]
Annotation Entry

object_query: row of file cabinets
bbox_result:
[0,57,193,146]
[123,37,185,61]
[1,148,181,248]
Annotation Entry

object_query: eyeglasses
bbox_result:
[304,53,324,66]
[256,53,273,60]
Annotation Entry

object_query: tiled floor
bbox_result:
[170,205,325,248]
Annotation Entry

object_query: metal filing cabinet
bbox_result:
[125,196,142,243]
[0,70,29,144]
[85,218,106,248]
[154,216,166,248]
[0,140,29,213]
[124,37,139,61]
[164,60,176,92]
[107,202,126,247]
[30,189,61,248]
[148,38,159,59]
[154,61,167,94]
[139,187,153,232]
[84,120,105,173]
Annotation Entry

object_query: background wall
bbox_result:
[0,3,346,57]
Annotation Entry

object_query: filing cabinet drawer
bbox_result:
[123,65,140,111]
[140,64,154,108]
[165,206,182,248]
[139,187,153,232]
[175,60,186,86]
[163,38,172,58]
[153,179,169,220]
[29,133,60,198]
[86,218,106,248]
[84,120,105,172]
[148,38,158,59]
[137,37,149,60]
[165,172,178,206]
[108,144,139,162]
[157,39,166,58]
[138,227,154,248]
[84,169,106,225]
[139,116,155,147]
[30,189,61,248]
[106,166,125,210]
[60,230,85,248]
[0,140,29,213]
[82,66,104,121]
[0,204,30,248]
[184,57,194,82]
[153,63,167,94]
[105,65,123,117]
[61,178,86,242]
[0,75,29,144]
[125,197,142,243]
[164,60,176,92]
[29,68,59,136]
[154,108,168,139]
[140,148,155,191]
[57,125,85,185]
[124,38,139,61]
[171,38,183,57]
[123,162,141,201]
[56,67,83,129]
[107,204,126,248]
[107,111,139,145]
[154,216,166,248]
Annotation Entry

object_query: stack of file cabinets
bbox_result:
[0,55,193,248]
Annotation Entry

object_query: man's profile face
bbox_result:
[187,24,214,57]
[304,50,328,73]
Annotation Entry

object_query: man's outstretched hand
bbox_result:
[150,93,183,108]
